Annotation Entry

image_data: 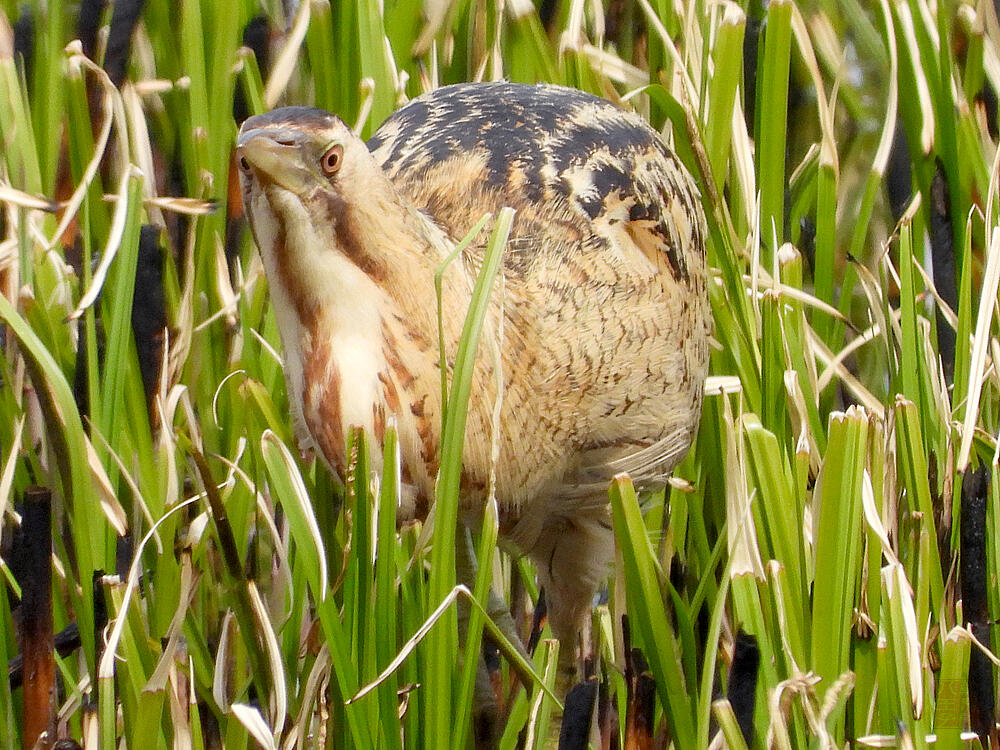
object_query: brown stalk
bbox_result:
[19,486,56,750]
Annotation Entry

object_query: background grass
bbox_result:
[1,0,999,748]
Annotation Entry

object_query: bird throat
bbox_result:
[251,184,452,494]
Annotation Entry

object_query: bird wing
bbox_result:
[368,83,710,495]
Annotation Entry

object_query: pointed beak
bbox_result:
[236,132,314,194]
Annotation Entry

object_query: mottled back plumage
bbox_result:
[369,83,702,282]
[368,84,709,500]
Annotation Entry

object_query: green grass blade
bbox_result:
[810,407,868,715]
[756,0,793,254]
[610,475,696,748]
[426,207,513,747]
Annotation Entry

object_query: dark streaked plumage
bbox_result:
[236,81,709,698]
[369,83,699,281]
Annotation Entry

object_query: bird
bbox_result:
[236,80,709,711]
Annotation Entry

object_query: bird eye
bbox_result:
[321,145,343,175]
[238,155,251,172]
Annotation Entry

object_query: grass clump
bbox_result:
[1,1,999,748]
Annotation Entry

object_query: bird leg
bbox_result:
[527,506,615,736]
[454,525,499,744]
[455,524,534,747]
[455,524,533,664]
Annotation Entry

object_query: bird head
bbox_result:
[236,106,356,201]
[236,106,408,330]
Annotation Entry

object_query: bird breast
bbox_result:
[292,290,446,517]
[298,323,385,477]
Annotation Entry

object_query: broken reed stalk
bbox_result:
[728,630,760,746]
[961,466,995,747]
[19,486,56,750]
[623,616,656,750]
[928,161,958,383]
[558,678,598,749]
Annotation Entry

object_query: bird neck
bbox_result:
[261,172,470,365]
[328,185,468,348]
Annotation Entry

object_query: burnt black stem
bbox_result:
[728,630,760,747]
[558,678,598,750]
[961,466,995,747]
[19,486,56,750]
[625,637,656,749]
[928,161,957,384]
[104,0,146,87]
[131,226,167,416]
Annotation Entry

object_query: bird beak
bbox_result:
[236,133,314,194]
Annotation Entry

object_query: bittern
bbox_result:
[236,81,709,705]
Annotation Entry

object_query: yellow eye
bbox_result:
[321,145,343,175]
